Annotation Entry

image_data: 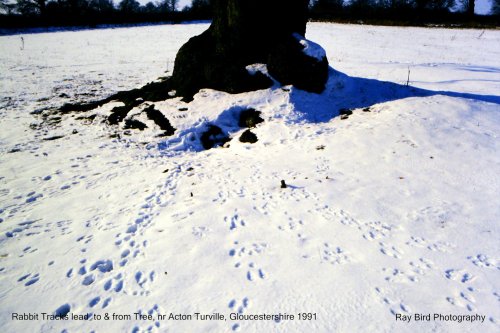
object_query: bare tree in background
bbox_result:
[88,0,114,14]
[465,0,475,16]
[15,0,46,16]
[1,0,16,14]
[492,0,500,14]
[165,0,179,12]
[118,0,140,13]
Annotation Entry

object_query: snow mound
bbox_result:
[158,99,267,152]
[293,33,327,61]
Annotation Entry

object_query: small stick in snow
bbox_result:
[280,180,287,189]
[406,66,411,87]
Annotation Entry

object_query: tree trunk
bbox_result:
[172,0,329,100]
[467,0,475,17]
[37,0,46,16]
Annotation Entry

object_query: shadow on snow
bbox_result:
[288,68,500,123]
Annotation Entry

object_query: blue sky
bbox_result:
[177,0,191,11]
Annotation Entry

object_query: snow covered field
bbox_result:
[0,22,499,333]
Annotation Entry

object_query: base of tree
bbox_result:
[172,31,275,101]
[171,0,329,100]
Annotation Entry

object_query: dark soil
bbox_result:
[339,108,353,120]
[239,129,258,143]
[238,108,264,128]
[200,125,230,150]
[59,77,175,115]
[124,119,148,131]
[144,105,176,136]
[108,105,137,125]
[49,77,178,137]
[43,135,65,141]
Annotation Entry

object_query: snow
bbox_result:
[0,22,499,333]
[293,32,327,61]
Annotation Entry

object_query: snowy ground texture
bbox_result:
[0,22,499,333]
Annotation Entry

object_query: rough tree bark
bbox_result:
[172,0,329,100]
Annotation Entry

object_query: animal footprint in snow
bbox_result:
[246,263,266,282]
[114,279,124,292]
[225,214,245,230]
[192,226,209,239]
[89,296,100,308]
[375,288,412,316]
[102,297,112,308]
[82,274,95,286]
[134,304,162,330]
[104,279,113,291]
[103,273,125,292]
[335,209,361,227]
[278,217,304,232]
[390,302,411,316]
[76,235,93,244]
[5,220,37,238]
[446,290,477,312]
[213,190,229,204]
[90,259,113,273]
[25,192,43,203]
[280,187,314,202]
[427,241,456,253]
[410,203,460,229]
[374,287,393,305]
[398,137,418,148]
[321,243,350,265]
[444,269,475,283]
[229,297,250,314]
[379,242,403,259]
[20,245,38,256]
[362,221,394,241]
[229,242,267,258]
[316,207,361,227]
[405,236,427,248]
[468,254,498,269]
[409,258,433,275]
[134,270,155,290]
[136,271,148,288]
[121,249,130,259]
[229,297,250,329]
[18,273,40,286]
[383,267,418,283]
